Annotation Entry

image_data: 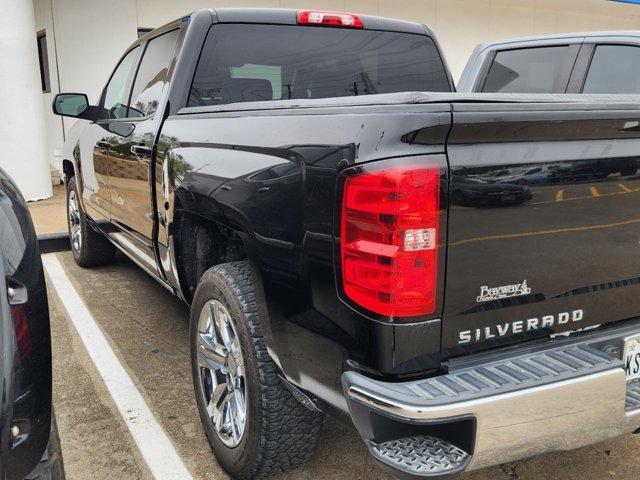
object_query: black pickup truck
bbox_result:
[53,8,640,480]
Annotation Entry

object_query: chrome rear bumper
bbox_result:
[343,324,640,477]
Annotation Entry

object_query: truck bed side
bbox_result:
[157,103,451,410]
[156,95,640,410]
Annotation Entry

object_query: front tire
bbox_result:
[190,261,323,479]
[66,177,115,267]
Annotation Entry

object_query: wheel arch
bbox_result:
[171,201,252,304]
[169,191,279,368]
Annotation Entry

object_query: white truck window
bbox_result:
[583,45,640,94]
[481,46,571,93]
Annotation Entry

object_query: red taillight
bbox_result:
[11,305,31,362]
[297,10,364,28]
[340,165,440,317]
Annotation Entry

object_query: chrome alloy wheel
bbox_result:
[197,299,247,447]
[68,189,82,253]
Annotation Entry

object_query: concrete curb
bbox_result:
[38,233,70,254]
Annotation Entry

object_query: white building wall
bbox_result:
[34,0,64,180]
[135,0,225,28]
[52,0,139,132]
[33,0,640,180]
[0,0,52,200]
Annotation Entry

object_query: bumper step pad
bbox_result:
[346,344,619,411]
[345,324,640,478]
[370,436,470,478]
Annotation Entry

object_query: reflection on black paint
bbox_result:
[0,169,52,480]
[445,111,640,359]
[452,175,532,208]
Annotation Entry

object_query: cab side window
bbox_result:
[101,46,140,120]
[583,45,640,94]
[481,46,573,93]
[129,29,180,118]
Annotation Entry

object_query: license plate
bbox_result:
[624,334,640,382]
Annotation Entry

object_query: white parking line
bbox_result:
[42,254,193,480]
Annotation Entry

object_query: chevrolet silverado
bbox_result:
[53,8,640,479]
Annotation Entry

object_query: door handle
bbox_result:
[95,139,111,151]
[130,144,152,158]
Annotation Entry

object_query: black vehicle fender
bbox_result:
[61,142,82,209]
[168,202,282,369]
[0,170,53,480]
[0,254,18,480]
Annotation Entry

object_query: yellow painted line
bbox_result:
[590,186,601,197]
[527,187,640,206]
[555,189,564,201]
[451,217,640,247]
[619,183,632,193]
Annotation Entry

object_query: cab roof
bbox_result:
[200,7,432,36]
[473,30,640,53]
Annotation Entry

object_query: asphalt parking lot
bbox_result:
[44,250,640,480]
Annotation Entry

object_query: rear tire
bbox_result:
[190,261,324,479]
[66,177,115,267]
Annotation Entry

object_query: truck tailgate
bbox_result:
[443,103,640,355]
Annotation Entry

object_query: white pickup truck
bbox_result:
[458,31,640,94]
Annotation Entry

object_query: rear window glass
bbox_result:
[188,24,451,107]
[481,46,571,93]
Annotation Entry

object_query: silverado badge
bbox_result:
[477,280,531,303]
